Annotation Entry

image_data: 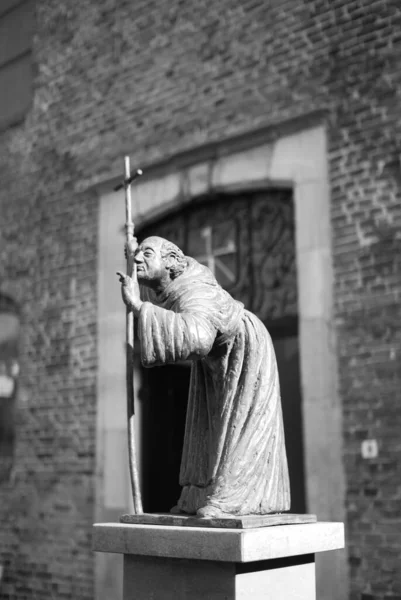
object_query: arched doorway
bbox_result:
[137,189,306,514]
[0,294,20,483]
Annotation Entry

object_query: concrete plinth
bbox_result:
[93,521,344,600]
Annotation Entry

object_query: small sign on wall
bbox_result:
[361,439,378,459]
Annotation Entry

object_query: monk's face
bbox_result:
[134,238,168,286]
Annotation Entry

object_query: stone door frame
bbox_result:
[96,119,348,600]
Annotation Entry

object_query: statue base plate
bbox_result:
[119,512,317,529]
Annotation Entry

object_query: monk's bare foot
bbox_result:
[196,506,226,519]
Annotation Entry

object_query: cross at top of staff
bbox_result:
[114,168,143,191]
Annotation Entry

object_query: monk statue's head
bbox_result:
[134,236,187,288]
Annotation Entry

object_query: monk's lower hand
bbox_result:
[116,271,142,315]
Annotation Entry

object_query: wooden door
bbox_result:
[138,190,306,513]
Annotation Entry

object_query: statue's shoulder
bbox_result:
[182,257,217,285]
[162,258,218,308]
[141,258,219,308]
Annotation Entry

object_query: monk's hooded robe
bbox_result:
[139,257,290,516]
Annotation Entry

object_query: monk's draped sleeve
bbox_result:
[138,301,217,367]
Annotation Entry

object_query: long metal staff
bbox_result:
[116,156,143,513]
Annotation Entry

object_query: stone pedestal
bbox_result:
[93,521,344,600]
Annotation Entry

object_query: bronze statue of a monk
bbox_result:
[117,236,290,518]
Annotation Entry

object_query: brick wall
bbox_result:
[0,0,399,598]
[0,154,98,598]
